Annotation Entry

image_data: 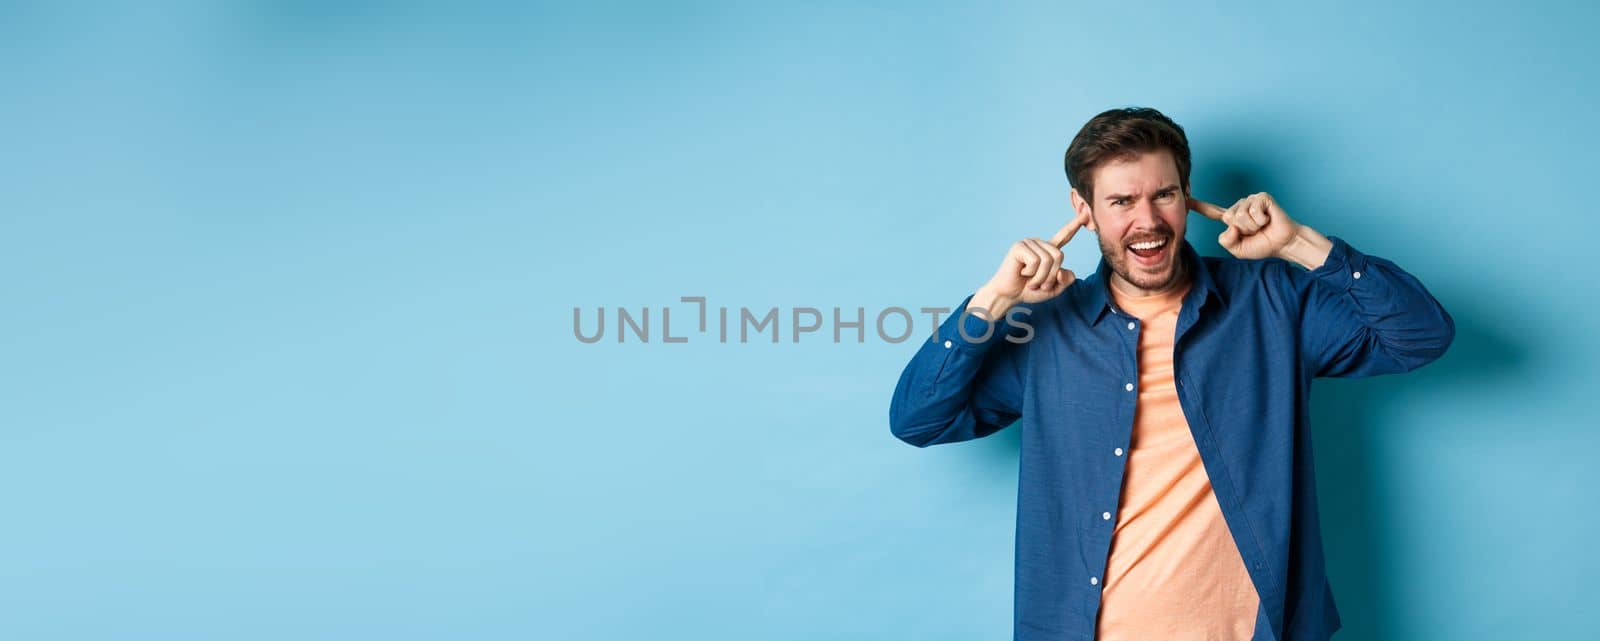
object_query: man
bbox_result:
[888,107,1454,641]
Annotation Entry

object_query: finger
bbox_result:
[1246,195,1269,228]
[1013,241,1041,277]
[1259,192,1287,221]
[1056,266,1081,289]
[1024,240,1049,289]
[1050,212,1090,248]
[1047,267,1077,294]
[1025,239,1058,291]
[1219,225,1240,248]
[1043,236,1064,266]
[1217,201,1235,229]
[1227,198,1261,234]
[1039,237,1064,273]
[1188,197,1227,221]
[1043,239,1064,283]
[1234,203,1263,234]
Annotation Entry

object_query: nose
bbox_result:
[1129,200,1161,229]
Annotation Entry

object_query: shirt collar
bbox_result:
[1074,239,1228,326]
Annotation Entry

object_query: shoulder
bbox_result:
[1052,272,1106,321]
[1203,252,1315,315]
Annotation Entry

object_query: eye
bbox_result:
[1156,191,1175,201]
[1112,198,1129,206]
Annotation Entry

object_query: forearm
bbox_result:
[888,294,1024,447]
[968,285,1016,323]
[1277,224,1334,271]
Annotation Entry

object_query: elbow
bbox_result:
[888,364,954,447]
[888,396,939,448]
[1435,306,1457,359]
[890,426,937,448]
[1416,302,1457,367]
[1394,305,1458,372]
[888,379,967,448]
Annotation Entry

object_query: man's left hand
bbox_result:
[1188,192,1333,269]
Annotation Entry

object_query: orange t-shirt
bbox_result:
[1095,280,1261,641]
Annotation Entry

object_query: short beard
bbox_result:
[1098,230,1187,293]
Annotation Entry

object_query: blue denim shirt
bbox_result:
[888,237,1454,641]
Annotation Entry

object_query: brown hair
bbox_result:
[1063,107,1191,202]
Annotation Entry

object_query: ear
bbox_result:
[1069,188,1097,232]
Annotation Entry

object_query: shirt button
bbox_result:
[1114,447,1124,456]
[1090,576,1099,586]
[1124,383,1134,392]
[1126,321,1135,330]
[1352,271,1362,279]
[1102,511,1111,520]
[943,340,952,348]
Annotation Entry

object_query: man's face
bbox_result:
[1070,149,1188,294]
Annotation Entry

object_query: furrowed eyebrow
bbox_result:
[1105,185,1180,202]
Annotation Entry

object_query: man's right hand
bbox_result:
[969,212,1091,320]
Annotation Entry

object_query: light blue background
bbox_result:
[3,2,1596,640]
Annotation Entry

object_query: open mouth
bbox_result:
[1126,237,1170,266]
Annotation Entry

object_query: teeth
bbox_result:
[1129,239,1167,250]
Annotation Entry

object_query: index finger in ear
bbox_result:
[1050,212,1090,248]
[1188,197,1227,221]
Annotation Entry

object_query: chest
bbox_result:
[1024,305,1301,432]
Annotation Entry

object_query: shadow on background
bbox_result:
[962,127,1531,641]
[1193,137,1531,640]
